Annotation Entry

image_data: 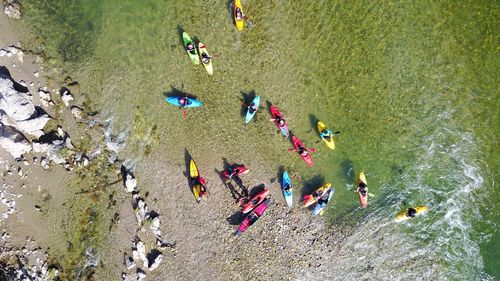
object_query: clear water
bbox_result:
[19,0,499,279]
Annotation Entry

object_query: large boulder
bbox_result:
[0,72,35,121]
[0,123,31,159]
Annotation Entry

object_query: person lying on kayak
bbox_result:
[297,146,309,157]
[186,43,196,55]
[248,103,257,114]
[358,182,368,195]
[235,8,243,20]
[201,52,211,64]
[316,190,330,207]
[320,129,333,140]
[407,208,417,218]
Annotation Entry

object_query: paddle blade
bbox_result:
[315,139,322,144]
[183,109,187,119]
[288,148,295,152]
[309,148,316,152]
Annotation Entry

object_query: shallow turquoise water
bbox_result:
[20,0,499,279]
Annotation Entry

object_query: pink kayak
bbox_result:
[292,135,313,166]
[235,199,270,235]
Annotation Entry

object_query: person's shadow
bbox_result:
[163,85,197,99]
[215,168,243,202]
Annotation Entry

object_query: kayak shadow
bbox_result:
[309,113,319,134]
[247,183,266,197]
[227,0,235,24]
[184,149,195,195]
[163,85,197,99]
[300,175,325,200]
[177,25,185,46]
[226,210,245,225]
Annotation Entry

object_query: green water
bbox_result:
[20,0,499,279]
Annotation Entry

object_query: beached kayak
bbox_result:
[222,164,248,179]
[189,159,207,203]
[395,206,428,222]
[317,121,335,150]
[303,183,332,208]
[198,42,213,75]
[182,32,199,65]
[245,96,260,124]
[235,199,269,236]
[165,96,202,108]
[270,105,289,137]
[233,0,244,31]
[292,135,313,166]
[241,189,270,214]
[281,171,293,208]
[357,172,368,208]
[311,188,335,216]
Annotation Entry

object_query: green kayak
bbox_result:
[182,32,200,65]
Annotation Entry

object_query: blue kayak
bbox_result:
[311,188,335,216]
[165,96,202,108]
[281,171,293,208]
[245,96,260,124]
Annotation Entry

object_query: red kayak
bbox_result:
[270,105,289,137]
[241,189,270,213]
[292,136,313,166]
[235,198,270,235]
[222,164,249,179]
[357,172,368,208]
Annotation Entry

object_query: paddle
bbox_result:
[288,147,316,152]
[315,131,341,143]
[182,109,187,119]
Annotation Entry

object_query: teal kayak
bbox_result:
[245,96,260,124]
[281,171,293,208]
[165,96,202,108]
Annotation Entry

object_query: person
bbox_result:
[277,118,285,128]
[407,208,417,218]
[201,52,210,64]
[358,182,368,195]
[178,96,187,106]
[186,43,196,55]
[235,8,243,20]
[317,192,329,207]
[249,103,257,114]
[284,183,291,193]
[298,146,308,157]
[312,189,323,199]
[320,129,333,140]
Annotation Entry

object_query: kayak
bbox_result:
[189,159,207,203]
[395,206,428,222]
[292,136,313,166]
[281,171,293,208]
[317,121,335,150]
[165,96,202,108]
[233,0,244,31]
[245,96,260,124]
[235,199,270,236]
[241,189,270,214]
[270,105,289,137]
[198,42,213,75]
[357,172,368,208]
[222,164,249,179]
[303,183,331,208]
[311,188,335,216]
[182,32,200,65]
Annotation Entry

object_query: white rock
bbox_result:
[0,49,6,56]
[34,72,39,78]
[56,126,65,138]
[4,3,21,20]
[0,124,32,159]
[61,90,73,107]
[135,241,147,262]
[125,255,135,269]
[16,50,23,63]
[70,106,85,120]
[125,174,137,193]
[148,254,162,271]
[0,73,36,121]
[5,51,12,57]
[19,80,26,87]
[132,250,140,261]
[137,269,147,280]
[14,114,51,137]
[82,157,89,167]
[9,47,18,55]
[23,159,29,166]
[40,157,49,169]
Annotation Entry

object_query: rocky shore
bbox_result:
[0,5,346,281]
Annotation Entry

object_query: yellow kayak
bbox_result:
[317,121,335,150]
[189,159,206,202]
[234,0,244,31]
[198,42,213,75]
[395,206,428,222]
[303,183,332,208]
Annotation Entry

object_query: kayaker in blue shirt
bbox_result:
[320,129,333,140]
